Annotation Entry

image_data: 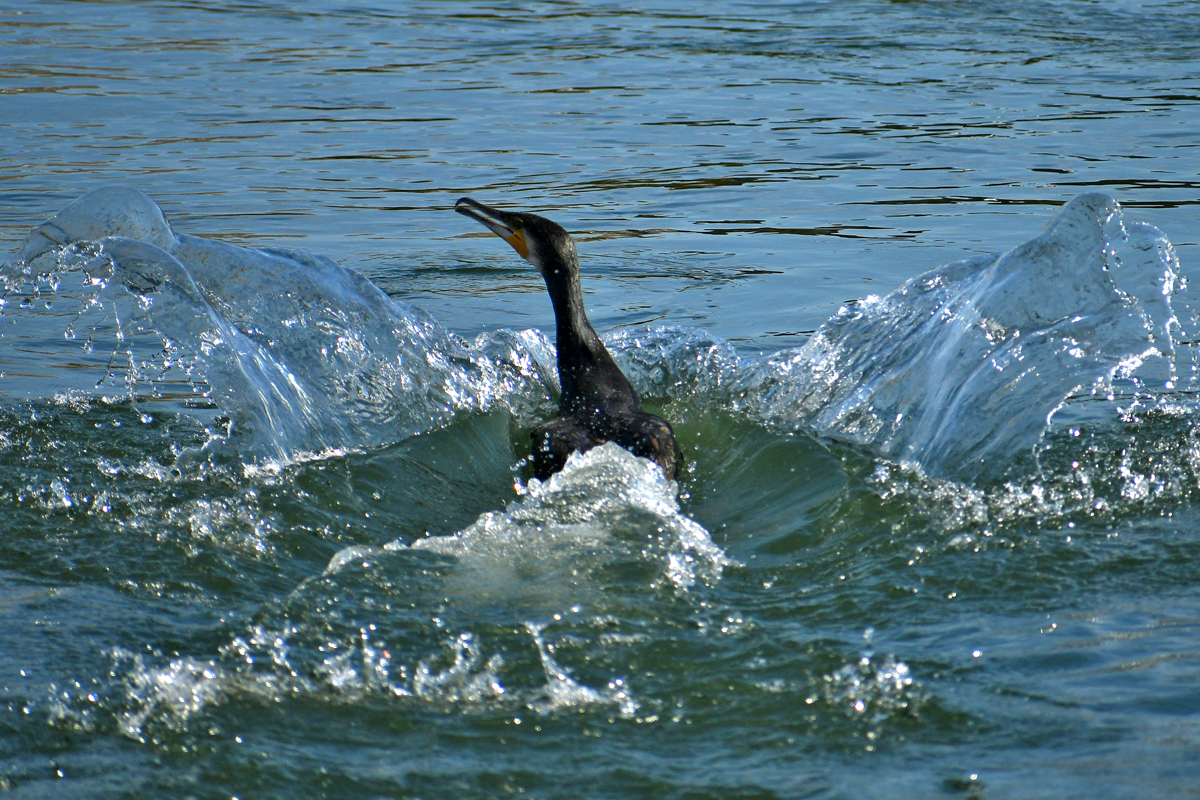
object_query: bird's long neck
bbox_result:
[543,260,638,418]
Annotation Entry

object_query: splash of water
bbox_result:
[408,442,731,594]
[2,188,1186,482]
[611,193,1184,481]
[760,194,1180,479]
[524,622,639,717]
[108,648,227,743]
[2,187,554,464]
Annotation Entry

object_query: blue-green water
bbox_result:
[2,2,1200,798]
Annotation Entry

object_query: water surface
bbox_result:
[2,1,1200,798]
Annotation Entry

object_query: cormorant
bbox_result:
[454,197,683,481]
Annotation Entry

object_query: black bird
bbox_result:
[454,197,683,481]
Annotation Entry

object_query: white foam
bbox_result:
[411,443,730,594]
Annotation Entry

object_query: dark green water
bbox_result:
[2,2,1200,798]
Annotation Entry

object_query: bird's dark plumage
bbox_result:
[454,197,682,481]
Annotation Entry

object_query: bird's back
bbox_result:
[531,408,681,480]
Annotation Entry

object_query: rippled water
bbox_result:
[2,2,1200,798]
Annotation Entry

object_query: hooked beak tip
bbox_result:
[453,197,529,260]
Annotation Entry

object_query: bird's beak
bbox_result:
[455,197,529,259]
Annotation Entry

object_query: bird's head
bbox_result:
[454,197,577,279]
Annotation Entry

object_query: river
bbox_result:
[2,2,1199,798]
